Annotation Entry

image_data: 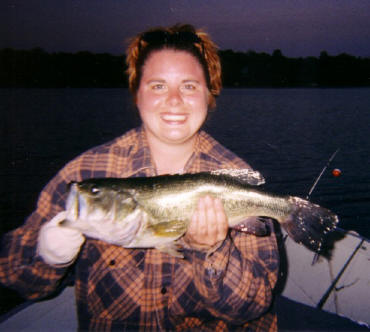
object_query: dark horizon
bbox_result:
[2,44,370,59]
[1,47,370,88]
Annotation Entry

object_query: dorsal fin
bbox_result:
[210,169,265,185]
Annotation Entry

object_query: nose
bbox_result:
[166,87,183,107]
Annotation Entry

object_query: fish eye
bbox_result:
[91,187,100,195]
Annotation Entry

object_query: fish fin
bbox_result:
[282,197,339,252]
[211,169,265,185]
[155,243,184,258]
[149,220,187,237]
[231,216,269,236]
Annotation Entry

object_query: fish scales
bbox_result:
[137,174,285,220]
[63,170,339,257]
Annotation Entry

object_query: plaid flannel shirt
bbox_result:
[0,126,279,331]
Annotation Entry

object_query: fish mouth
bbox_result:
[65,182,78,220]
[65,182,87,222]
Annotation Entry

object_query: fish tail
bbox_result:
[282,197,339,252]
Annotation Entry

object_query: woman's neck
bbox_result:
[148,136,197,175]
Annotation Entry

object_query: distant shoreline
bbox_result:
[1,48,370,88]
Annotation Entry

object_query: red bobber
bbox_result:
[332,168,342,177]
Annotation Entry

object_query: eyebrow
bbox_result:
[146,79,200,84]
[146,79,166,84]
[182,79,200,84]
[143,78,203,88]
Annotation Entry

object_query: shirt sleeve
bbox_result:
[181,222,279,325]
[0,167,77,300]
[0,132,134,300]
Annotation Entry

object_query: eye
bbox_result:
[91,187,100,195]
[184,83,196,90]
[151,83,166,91]
[181,82,198,94]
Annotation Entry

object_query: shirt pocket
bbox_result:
[85,240,144,320]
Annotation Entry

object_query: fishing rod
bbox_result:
[306,148,369,242]
[316,238,365,310]
[307,148,340,266]
[305,149,369,311]
[306,148,340,200]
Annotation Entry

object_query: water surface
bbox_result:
[1,88,369,237]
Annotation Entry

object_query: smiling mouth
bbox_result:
[161,113,187,124]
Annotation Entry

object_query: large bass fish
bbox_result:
[63,169,338,257]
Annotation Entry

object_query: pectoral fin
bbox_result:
[155,243,184,258]
[149,220,187,237]
[231,216,270,236]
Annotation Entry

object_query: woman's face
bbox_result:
[136,49,209,146]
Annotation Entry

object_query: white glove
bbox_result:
[37,211,85,266]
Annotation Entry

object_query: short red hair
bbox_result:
[126,24,222,109]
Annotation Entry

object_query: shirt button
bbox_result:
[161,287,167,295]
[208,268,216,276]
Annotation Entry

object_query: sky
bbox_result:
[1,0,370,58]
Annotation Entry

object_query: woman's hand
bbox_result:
[184,195,229,252]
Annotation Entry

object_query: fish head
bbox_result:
[64,179,142,246]
[66,179,137,220]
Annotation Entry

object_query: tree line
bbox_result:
[1,47,370,88]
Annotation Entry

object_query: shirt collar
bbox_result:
[123,126,157,177]
[125,127,212,177]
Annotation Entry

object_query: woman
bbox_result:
[0,24,279,331]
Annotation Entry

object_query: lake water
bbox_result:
[1,88,369,238]
[0,87,369,315]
